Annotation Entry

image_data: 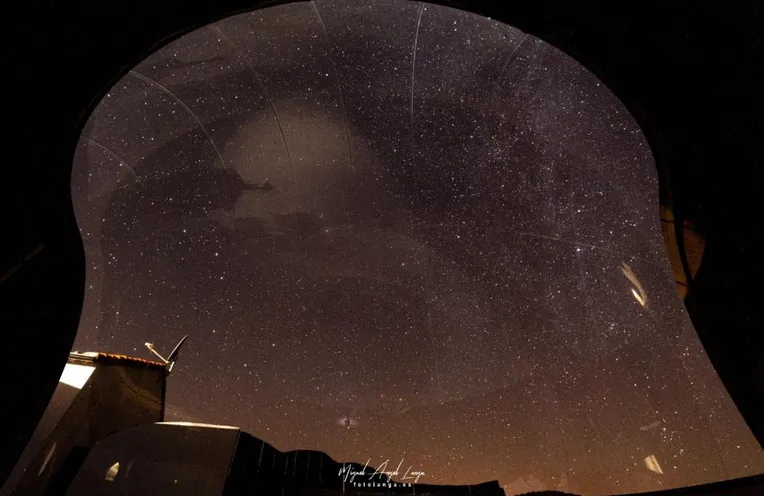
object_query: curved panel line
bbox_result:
[127,70,226,170]
[411,219,661,267]
[310,1,355,171]
[494,34,642,210]
[513,230,662,267]
[491,37,642,223]
[86,139,143,185]
[493,33,530,88]
[212,23,298,194]
[408,2,425,174]
[410,2,425,134]
[408,4,443,409]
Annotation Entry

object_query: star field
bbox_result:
[70,1,764,495]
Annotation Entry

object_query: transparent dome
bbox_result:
[71,1,764,494]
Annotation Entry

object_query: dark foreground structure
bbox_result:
[2,350,763,496]
[0,352,165,496]
[1,350,506,496]
[65,423,505,496]
[4,3,764,496]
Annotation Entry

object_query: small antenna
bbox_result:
[144,335,189,374]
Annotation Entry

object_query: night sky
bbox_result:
[70,1,764,494]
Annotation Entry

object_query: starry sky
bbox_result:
[70,1,764,494]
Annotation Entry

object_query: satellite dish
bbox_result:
[144,335,189,374]
[167,335,188,365]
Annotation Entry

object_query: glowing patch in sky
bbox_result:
[622,262,648,307]
[631,288,646,307]
[644,454,664,475]
[105,462,120,482]
[338,416,359,428]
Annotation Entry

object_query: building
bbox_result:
[1,351,165,495]
[1,349,504,496]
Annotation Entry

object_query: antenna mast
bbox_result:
[144,335,189,374]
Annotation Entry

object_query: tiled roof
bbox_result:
[70,351,165,369]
